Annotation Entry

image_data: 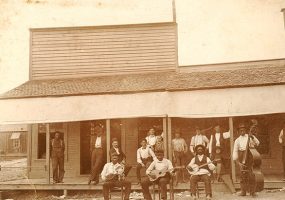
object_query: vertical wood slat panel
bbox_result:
[31,23,177,80]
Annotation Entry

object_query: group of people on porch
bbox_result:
[51,120,270,200]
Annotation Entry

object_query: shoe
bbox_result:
[206,195,212,200]
[137,181,141,185]
[238,192,246,196]
[93,180,99,185]
[250,192,257,197]
[88,180,91,185]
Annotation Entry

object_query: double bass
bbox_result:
[240,133,264,192]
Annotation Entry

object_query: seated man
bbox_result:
[101,154,131,200]
[137,139,157,184]
[187,144,215,200]
[141,150,174,200]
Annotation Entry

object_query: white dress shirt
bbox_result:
[146,135,157,146]
[188,155,215,176]
[95,136,102,148]
[137,146,156,164]
[146,158,174,175]
[172,138,187,152]
[232,134,260,161]
[101,162,124,181]
[279,129,284,145]
[208,132,230,154]
[190,134,209,153]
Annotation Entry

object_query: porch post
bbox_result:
[229,117,236,182]
[163,117,168,158]
[46,123,50,184]
[106,119,111,162]
[27,125,32,177]
[167,117,172,160]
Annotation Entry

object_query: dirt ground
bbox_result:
[2,190,285,200]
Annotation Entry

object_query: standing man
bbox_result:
[109,138,132,177]
[145,128,158,149]
[50,131,65,184]
[209,125,230,181]
[137,139,157,184]
[172,128,187,184]
[279,122,285,181]
[190,126,210,156]
[89,125,106,185]
[187,144,215,200]
[141,150,174,200]
[233,123,260,197]
[101,154,131,200]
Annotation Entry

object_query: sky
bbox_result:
[0,0,285,93]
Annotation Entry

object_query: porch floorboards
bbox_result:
[0,175,284,191]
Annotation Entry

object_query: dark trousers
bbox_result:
[136,158,152,182]
[51,151,64,182]
[141,176,170,200]
[190,174,212,197]
[238,151,256,194]
[90,148,103,182]
[173,151,186,182]
[283,146,285,177]
[103,180,131,200]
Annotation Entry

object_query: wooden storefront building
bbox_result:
[0,22,285,191]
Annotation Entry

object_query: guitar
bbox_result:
[105,165,125,181]
[148,166,185,182]
[186,159,220,175]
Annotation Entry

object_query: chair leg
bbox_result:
[152,184,156,200]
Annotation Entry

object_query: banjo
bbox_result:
[186,159,220,175]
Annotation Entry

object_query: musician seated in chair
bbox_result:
[187,144,215,200]
[233,122,260,197]
[141,150,174,200]
[101,154,131,200]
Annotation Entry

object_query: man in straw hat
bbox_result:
[233,122,260,197]
[187,144,215,200]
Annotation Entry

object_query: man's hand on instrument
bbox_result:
[187,166,193,172]
[139,162,145,167]
[106,174,114,179]
[148,173,156,180]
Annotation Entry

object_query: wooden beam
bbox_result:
[229,117,236,182]
[163,117,168,158]
[106,119,111,162]
[172,0,177,22]
[167,117,172,160]
[46,124,50,184]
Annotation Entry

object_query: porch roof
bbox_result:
[1,66,285,99]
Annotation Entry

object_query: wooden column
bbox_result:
[106,119,111,162]
[46,124,50,184]
[167,117,172,160]
[229,117,236,182]
[27,125,32,176]
[163,117,168,158]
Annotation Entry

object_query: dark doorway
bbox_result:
[80,120,106,174]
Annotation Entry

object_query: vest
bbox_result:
[194,155,209,171]
[211,133,224,155]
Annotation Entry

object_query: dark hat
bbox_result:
[194,144,205,153]
[238,123,246,129]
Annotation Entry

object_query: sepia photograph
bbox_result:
[0,0,285,199]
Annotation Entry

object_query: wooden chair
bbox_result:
[109,185,124,199]
[152,176,174,200]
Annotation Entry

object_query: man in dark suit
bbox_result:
[89,125,106,185]
[109,138,132,176]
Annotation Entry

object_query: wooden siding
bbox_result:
[30,23,177,80]
[29,122,80,179]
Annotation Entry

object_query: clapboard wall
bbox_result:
[30,22,177,80]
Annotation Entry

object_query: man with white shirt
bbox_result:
[233,123,260,197]
[190,126,210,155]
[188,144,215,200]
[209,125,230,181]
[136,139,157,184]
[141,150,174,200]
[101,154,131,200]
[89,125,106,185]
